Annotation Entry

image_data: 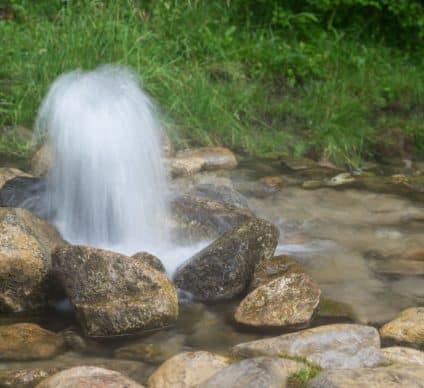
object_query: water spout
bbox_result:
[35,65,170,255]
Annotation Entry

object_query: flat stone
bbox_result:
[380,308,424,348]
[36,366,144,388]
[200,357,305,388]
[382,347,424,366]
[0,323,64,361]
[147,351,230,388]
[232,324,386,369]
[309,364,424,388]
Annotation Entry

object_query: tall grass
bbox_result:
[0,0,423,166]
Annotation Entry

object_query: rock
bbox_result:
[131,252,166,273]
[232,324,386,369]
[279,156,340,179]
[0,207,64,312]
[190,183,249,208]
[169,147,237,177]
[200,357,305,388]
[171,194,254,241]
[30,144,54,176]
[0,352,152,387]
[309,364,424,388]
[0,167,30,189]
[36,366,144,388]
[234,272,320,329]
[147,351,230,388]
[52,245,178,336]
[249,255,303,290]
[370,248,424,277]
[0,176,47,217]
[317,298,358,322]
[114,332,187,363]
[173,218,279,302]
[380,307,424,348]
[382,347,424,366]
[302,180,322,190]
[0,323,64,361]
[325,173,355,186]
[161,132,174,158]
[244,176,285,198]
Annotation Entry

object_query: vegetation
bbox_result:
[287,364,321,387]
[1,0,423,167]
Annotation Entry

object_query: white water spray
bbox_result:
[35,65,170,256]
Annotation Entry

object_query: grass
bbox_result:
[287,364,321,387]
[0,1,423,167]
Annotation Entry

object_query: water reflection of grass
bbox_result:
[1,1,423,167]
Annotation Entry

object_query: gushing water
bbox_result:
[35,65,170,256]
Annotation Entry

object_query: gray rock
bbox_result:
[232,324,386,369]
[171,194,253,241]
[191,183,249,208]
[308,364,424,388]
[173,218,279,302]
[200,357,305,388]
[52,245,178,336]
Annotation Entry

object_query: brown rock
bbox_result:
[30,144,54,176]
[0,207,64,312]
[382,347,424,366]
[131,252,166,273]
[380,307,424,348]
[36,366,144,388]
[0,323,63,361]
[0,167,30,189]
[52,245,178,337]
[147,351,230,388]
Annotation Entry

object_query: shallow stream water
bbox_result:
[1,159,423,378]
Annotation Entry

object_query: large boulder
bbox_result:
[0,323,64,361]
[190,183,249,208]
[36,366,144,388]
[147,351,230,388]
[0,207,64,312]
[309,364,424,388]
[232,324,386,369]
[234,272,321,329]
[171,194,253,241]
[52,245,178,336]
[173,218,279,302]
[380,307,424,348]
[200,357,305,388]
[169,147,237,177]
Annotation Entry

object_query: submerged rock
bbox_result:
[173,218,279,302]
[0,207,64,312]
[171,194,254,241]
[232,324,386,369]
[234,272,320,329]
[0,323,64,361]
[52,245,178,337]
[169,147,237,177]
[190,183,249,208]
[309,364,424,388]
[36,366,144,388]
[200,357,305,388]
[147,351,230,388]
[114,332,187,363]
[131,252,166,273]
[382,347,424,366]
[380,307,424,348]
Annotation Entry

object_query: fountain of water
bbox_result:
[34,65,170,257]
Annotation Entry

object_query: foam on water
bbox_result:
[35,65,172,258]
